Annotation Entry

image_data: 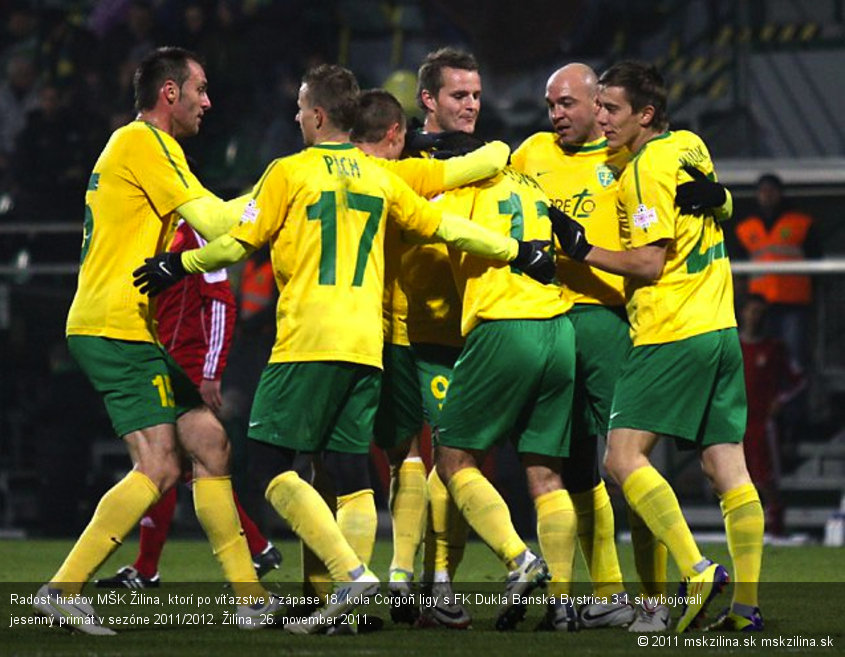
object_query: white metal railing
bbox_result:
[731,260,845,275]
[1,222,844,276]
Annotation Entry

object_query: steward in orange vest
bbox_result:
[735,174,821,306]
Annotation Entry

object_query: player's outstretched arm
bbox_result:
[547,205,667,282]
[133,235,253,297]
[176,194,252,241]
[441,141,510,188]
[434,213,556,284]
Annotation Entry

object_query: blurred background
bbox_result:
[1,0,843,544]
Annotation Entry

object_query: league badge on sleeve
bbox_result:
[633,203,658,230]
[240,199,261,225]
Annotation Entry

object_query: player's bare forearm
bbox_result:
[583,242,667,282]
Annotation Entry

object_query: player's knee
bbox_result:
[159,462,182,492]
[525,471,562,499]
[602,449,626,485]
[435,448,470,484]
[140,458,181,493]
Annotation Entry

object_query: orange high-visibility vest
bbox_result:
[239,257,275,319]
[736,212,813,304]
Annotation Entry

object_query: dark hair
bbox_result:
[302,64,360,131]
[134,46,202,112]
[598,60,668,131]
[416,47,478,111]
[757,173,783,190]
[350,89,406,143]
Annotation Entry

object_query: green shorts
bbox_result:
[570,304,631,438]
[249,361,380,454]
[437,315,575,457]
[374,344,424,450]
[609,328,747,448]
[67,335,201,437]
[410,342,462,429]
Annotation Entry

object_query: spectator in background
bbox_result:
[0,53,40,182]
[734,173,821,370]
[38,7,99,90]
[0,4,39,70]
[738,294,806,537]
[13,84,92,226]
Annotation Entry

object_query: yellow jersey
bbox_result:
[398,153,464,348]
[445,167,572,336]
[617,130,736,346]
[66,121,213,342]
[229,143,441,369]
[512,132,628,307]
[401,230,465,348]
[375,157,447,347]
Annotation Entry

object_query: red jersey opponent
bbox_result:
[156,222,236,409]
[739,294,806,536]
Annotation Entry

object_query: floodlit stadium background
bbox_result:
[0,0,843,544]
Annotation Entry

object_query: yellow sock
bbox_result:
[389,459,428,575]
[266,471,361,581]
[194,476,265,599]
[627,506,668,596]
[447,467,526,569]
[721,483,763,608]
[570,481,624,598]
[445,492,469,579]
[424,468,468,579]
[52,470,159,593]
[535,489,577,597]
[337,489,377,565]
[622,466,703,579]
[301,482,335,601]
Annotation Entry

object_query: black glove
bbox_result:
[512,239,556,285]
[132,251,187,297]
[429,131,486,158]
[675,165,727,214]
[547,206,593,262]
[403,129,485,158]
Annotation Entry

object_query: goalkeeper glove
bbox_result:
[512,239,556,284]
[548,206,593,262]
[132,251,187,297]
[403,129,485,158]
[675,164,727,214]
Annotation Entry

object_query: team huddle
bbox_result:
[32,44,764,637]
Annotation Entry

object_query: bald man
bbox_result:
[512,63,735,633]
[512,61,645,632]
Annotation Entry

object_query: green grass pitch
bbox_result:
[1,539,843,656]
